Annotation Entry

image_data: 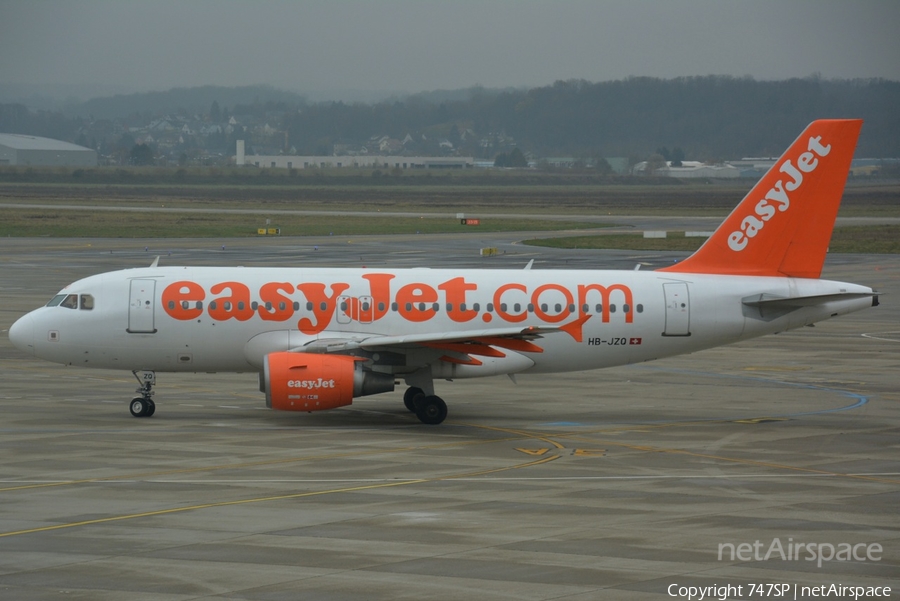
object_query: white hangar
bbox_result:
[0,133,97,167]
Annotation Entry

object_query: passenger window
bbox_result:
[61,294,78,309]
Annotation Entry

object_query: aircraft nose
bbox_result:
[9,313,35,355]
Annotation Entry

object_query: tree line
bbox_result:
[2,77,898,161]
[285,77,900,159]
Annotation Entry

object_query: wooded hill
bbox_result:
[282,77,900,159]
[4,77,899,160]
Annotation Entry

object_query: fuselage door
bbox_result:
[663,282,690,336]
[358,296,373,324]
[336,295,352,324]
[128,279,157,333]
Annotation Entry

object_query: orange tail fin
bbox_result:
[658,119,862,278]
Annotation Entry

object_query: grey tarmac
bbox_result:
[0,234,898,600]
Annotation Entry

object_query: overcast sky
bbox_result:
[2,0,898,101]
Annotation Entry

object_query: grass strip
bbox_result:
[523,225,900,254]
[0,208,590,238]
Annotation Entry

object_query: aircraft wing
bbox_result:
[297,324,553,355]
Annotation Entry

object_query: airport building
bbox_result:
[632,160,741,178]
[235,140,472,170]
[0,133,97,167]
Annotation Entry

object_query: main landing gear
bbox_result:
[130,370,156,417]
[403,387,448,425]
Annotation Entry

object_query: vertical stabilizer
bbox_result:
[658,119,862,278]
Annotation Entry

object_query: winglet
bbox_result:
[659,119,862,278]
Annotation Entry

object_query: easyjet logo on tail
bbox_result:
[728,135,832,252]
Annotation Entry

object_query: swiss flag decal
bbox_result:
[629,338,642,345]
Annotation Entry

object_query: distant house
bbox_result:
[379,138,403,154]
[148,119,174,131]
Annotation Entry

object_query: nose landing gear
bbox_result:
[130,370,156,417]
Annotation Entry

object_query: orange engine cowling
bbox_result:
[263,352,394,412]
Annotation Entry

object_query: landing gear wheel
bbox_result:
[130,370,156,418]
[403,387,424,413]
[415,395,447,425]
[130,397,147,417]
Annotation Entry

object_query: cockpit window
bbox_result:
[60,294,78,309]
[46,294,67,307]
[50,293,95,310]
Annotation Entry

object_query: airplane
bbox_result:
[8,119,878,425]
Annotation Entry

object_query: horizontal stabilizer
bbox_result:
[742,291,876,309]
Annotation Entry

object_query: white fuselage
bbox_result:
[10,266,874,377]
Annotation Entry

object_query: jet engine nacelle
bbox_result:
[263,352,394,412]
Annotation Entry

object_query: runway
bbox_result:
[1,234,898,599]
